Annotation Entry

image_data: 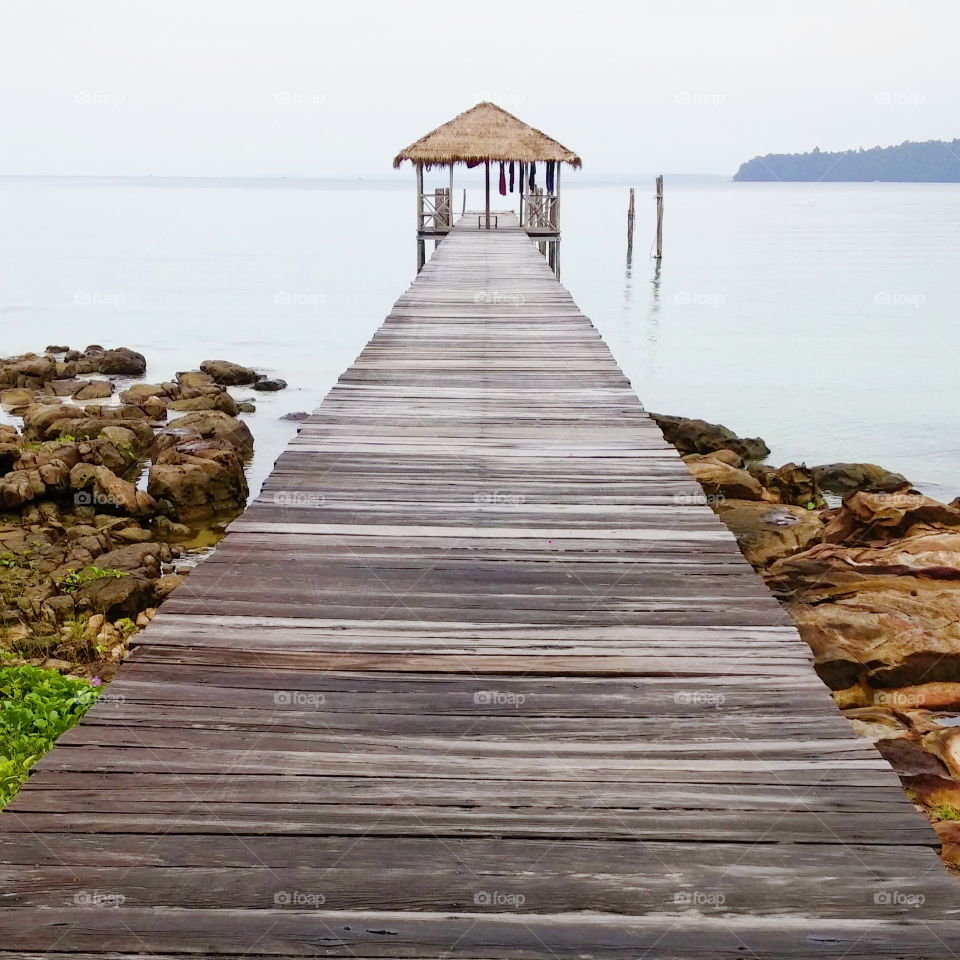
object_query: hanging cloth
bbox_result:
[508,161,515,193]
[528,162,536,189]
[498,162,507,196]
[466,159,482,169]
[546,161,555,193]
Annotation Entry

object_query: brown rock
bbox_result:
[0,469,50,509]
[84,403,149,421]
[120,382,175,403]
[651,413,770,461]
[823,490,960,544]
[1,387,36,413]
[686,459,764,501]
[153,516,192,542]
[684,449,743,468]
[165,411,253,455]
[200,359,258,385]
[874,684,960,711]
[73,380,113,401]
[68,418,155,449]
[69,464,158,517]
[148,439,248,521]
[154,572,185,600]
[113,526,154,543]
[757,462,823,509]
[22,403,86,440]
[811,462,911,496]
[875,736,950,777]
[72,573,154,619]
[138,396,169,420]
[921,728,960,779]
[97,348,146,376]
[176,371,215,390]
[715,500,825,568]
[168,392,239,415]
[252,377,287,392]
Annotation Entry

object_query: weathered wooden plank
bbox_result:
[1,211,953,958]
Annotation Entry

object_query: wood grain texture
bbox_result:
[1,214,956,958]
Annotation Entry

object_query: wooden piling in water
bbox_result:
[655,174,664,260]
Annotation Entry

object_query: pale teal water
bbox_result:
[0,176,957,499]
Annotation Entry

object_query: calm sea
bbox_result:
[1,176,957,500]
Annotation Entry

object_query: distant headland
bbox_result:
[734,138,960,182]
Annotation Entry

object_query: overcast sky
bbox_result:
[1,0,956,178]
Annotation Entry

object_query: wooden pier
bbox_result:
[1,214,957,957]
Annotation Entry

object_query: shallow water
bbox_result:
[0,176,957,499]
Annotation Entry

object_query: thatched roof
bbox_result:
[393,102,581,169]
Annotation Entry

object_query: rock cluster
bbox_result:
[660,411,960,868]
[0,346,264,679]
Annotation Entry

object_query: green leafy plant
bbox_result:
[114,617,137,636]
[58,566,128,593]
[0,665,100,807]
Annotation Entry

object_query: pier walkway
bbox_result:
[1,214,957,957]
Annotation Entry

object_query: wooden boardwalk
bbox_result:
[1,214,957,957]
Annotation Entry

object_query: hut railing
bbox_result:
[521,191,558,230]
[418,188,452,231]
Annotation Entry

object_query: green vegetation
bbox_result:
[734,139,960,182]
[931,804,960,822]
[0,665,100,807]
[58,566,128,593]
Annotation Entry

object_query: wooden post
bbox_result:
[484,160,491,229]
[518,162,524,226]
[554,164,561,231]
[448,164,454,226]
[416,162,425,272]
[655,175,664,260]
[626,187,635,262]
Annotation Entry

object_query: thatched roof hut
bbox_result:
[394,102,581,169]
[398,102,578,270]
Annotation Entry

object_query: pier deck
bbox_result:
[1,214,957,957]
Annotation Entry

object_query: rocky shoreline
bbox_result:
[0,345,283,683]
[654,412,960,870]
